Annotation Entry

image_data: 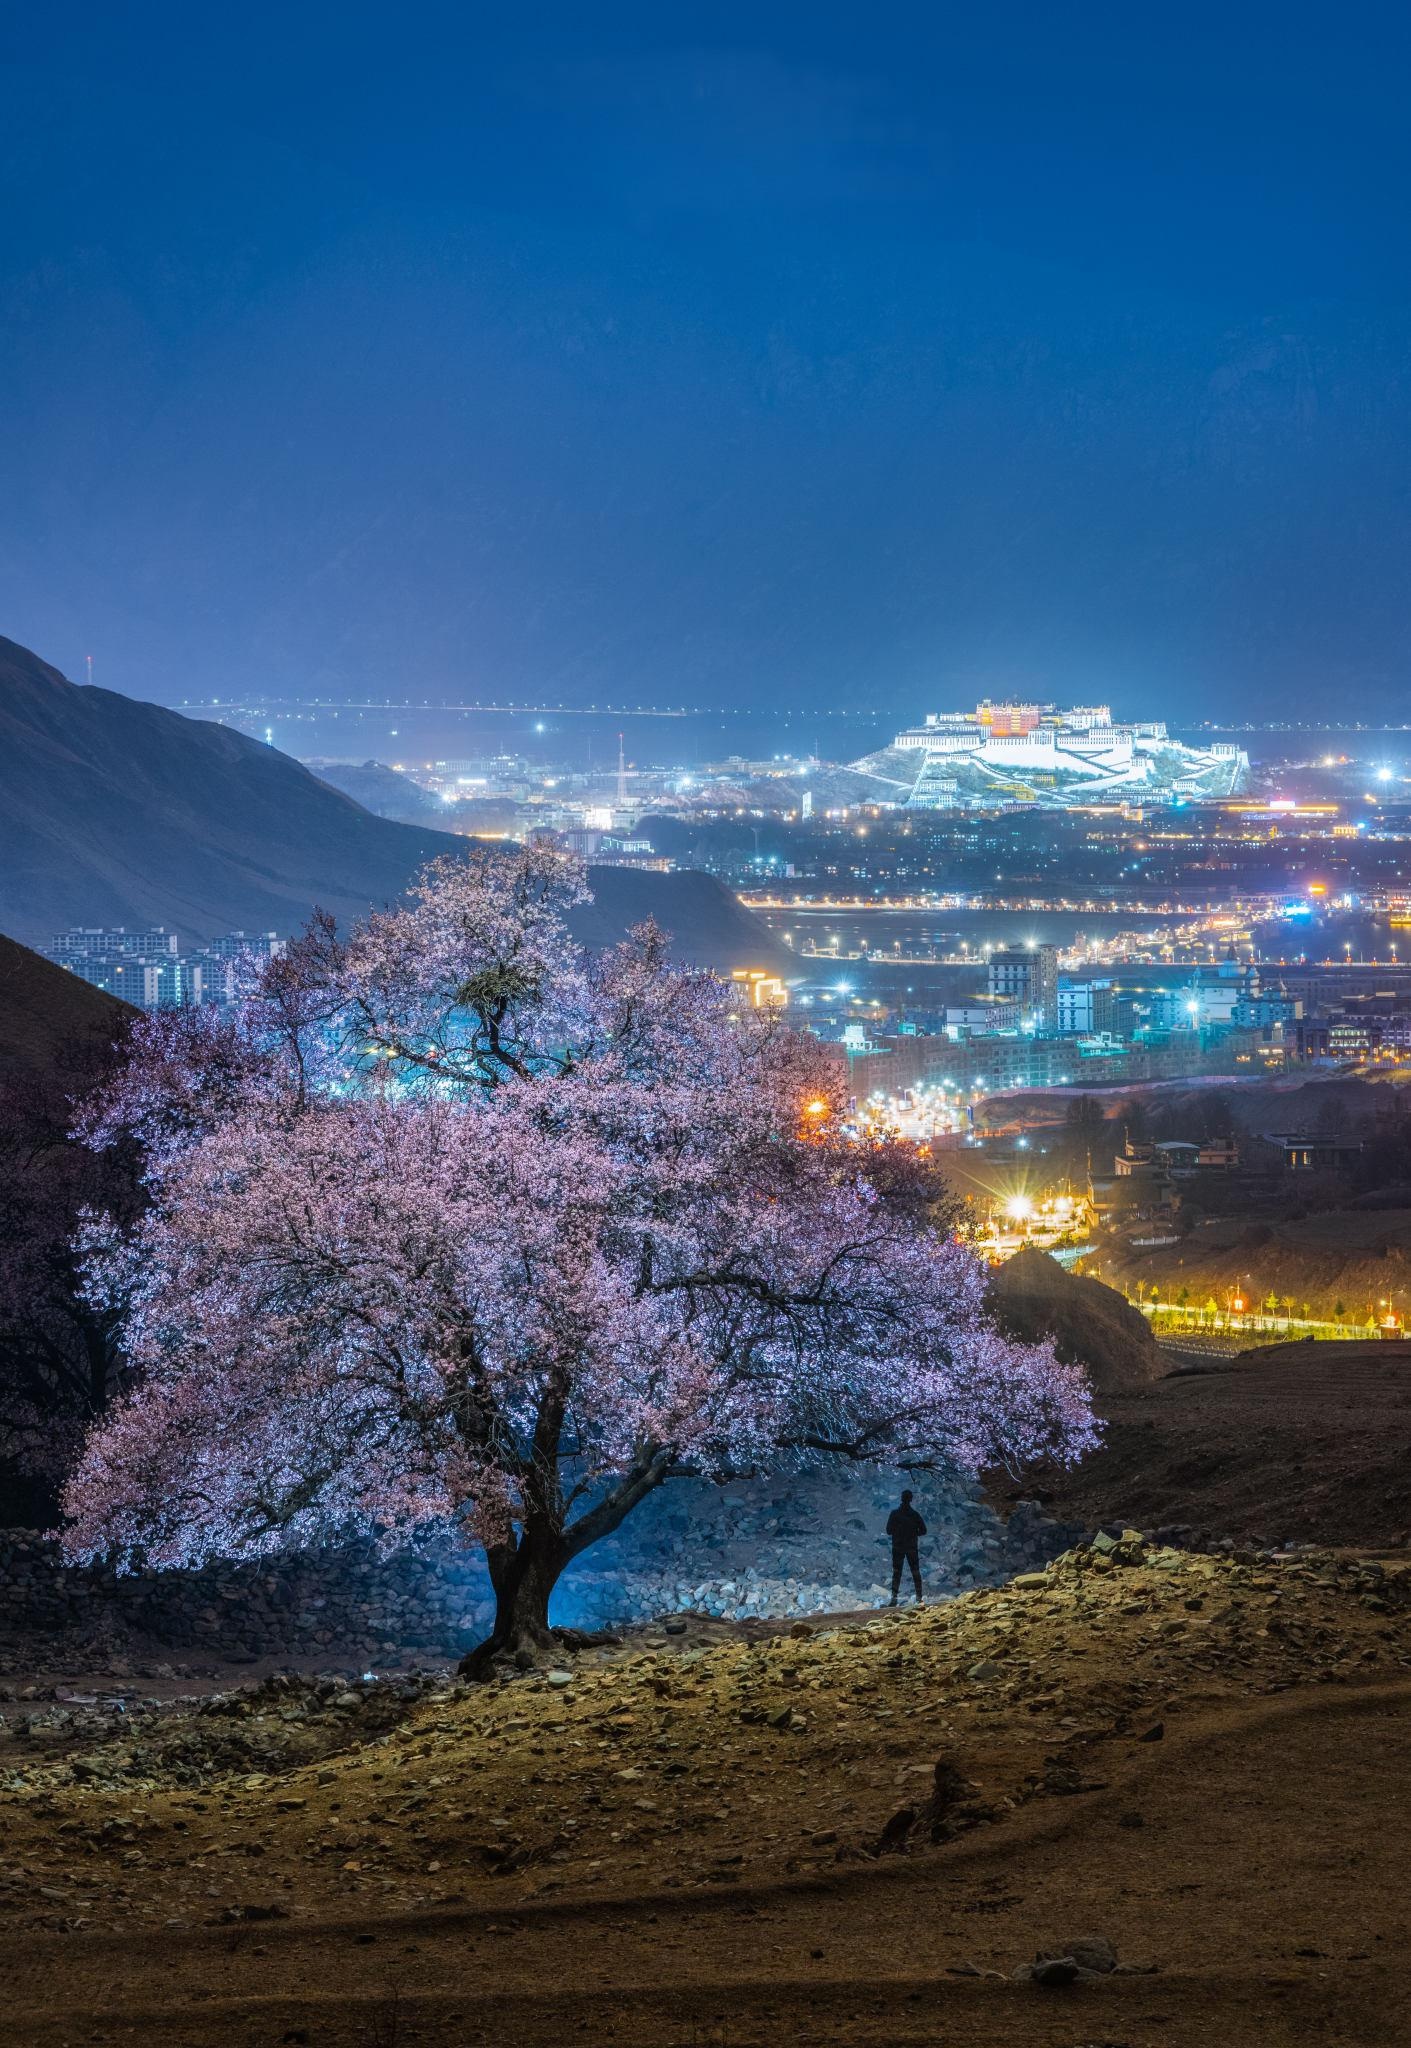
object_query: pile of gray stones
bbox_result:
[0,1469,1082,1672]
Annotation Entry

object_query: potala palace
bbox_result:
[854,700,1250,808]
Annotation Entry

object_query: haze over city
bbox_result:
[5,2,1411,717]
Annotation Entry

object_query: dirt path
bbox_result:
[2,1680,1408,2045]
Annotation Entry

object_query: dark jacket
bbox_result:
[886,1504,927,1550]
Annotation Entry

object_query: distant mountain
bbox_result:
[0,636,788,974]
[0,933,134,1074]
[567,867,789,973]
[0,636,468,947]
[310,760,525,840]
[309,759,452,826]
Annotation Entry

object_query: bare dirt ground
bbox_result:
[2,1538,1409,2046]
[1019,1339,1411,1548]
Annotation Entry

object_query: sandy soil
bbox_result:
[1020,1339,1411,1547]
[1,1539,1409,2045]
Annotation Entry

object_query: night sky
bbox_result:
[3,3,1409,719]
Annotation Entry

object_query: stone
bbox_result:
[1023,1956,1082,1986]
[1067,1936,1118,1974]
[1018,1935,1117,1987]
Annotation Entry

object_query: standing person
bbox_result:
[887,1489,927,1606]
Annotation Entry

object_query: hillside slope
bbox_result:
[1032,1340,1411,1548]
[568,865,788,972]
[0,636,788,972]
[988,1247,1167,1393]
[0,932,133,1073]
[308,759,450,825]
[0,636,463,945]
[3,1549,1409,2046]
[1099,1208,1411,1323]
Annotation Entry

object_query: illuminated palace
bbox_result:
[856,700,1250,809]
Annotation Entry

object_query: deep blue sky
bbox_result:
[3,3,1409,721]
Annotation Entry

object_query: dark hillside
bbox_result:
[0,635,788,973]
[1027,1339,1411,1548]
[569,866,790,974]
[0,636,466,945]
[988,1247,1167,1393]
[0,933,134,1074]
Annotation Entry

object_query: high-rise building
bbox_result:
[66,956,203,1007]
[50,926,179,961]
[48,929,283,1011]
[200,931,284,961]
[988,945,1060,1029]
[1055,977,1115,1035]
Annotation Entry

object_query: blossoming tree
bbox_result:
[64,845,1096,1670]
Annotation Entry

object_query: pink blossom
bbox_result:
[65,847,1096,1657]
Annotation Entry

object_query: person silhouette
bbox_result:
[886,1489,927,1605]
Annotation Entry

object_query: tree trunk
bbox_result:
[458,1515,567,1680]
[455,1444,678,1681]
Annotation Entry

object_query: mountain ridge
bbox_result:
[0,636,788,975]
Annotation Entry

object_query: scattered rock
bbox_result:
[1016,1934,1118,1986]
[0,1468,1078,1668]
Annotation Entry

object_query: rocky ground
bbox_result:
[2,1533,1410,2044]
[1017,1339,1411,1548]
[567,1469,1074,1627]
[0,1470,1076,1680]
